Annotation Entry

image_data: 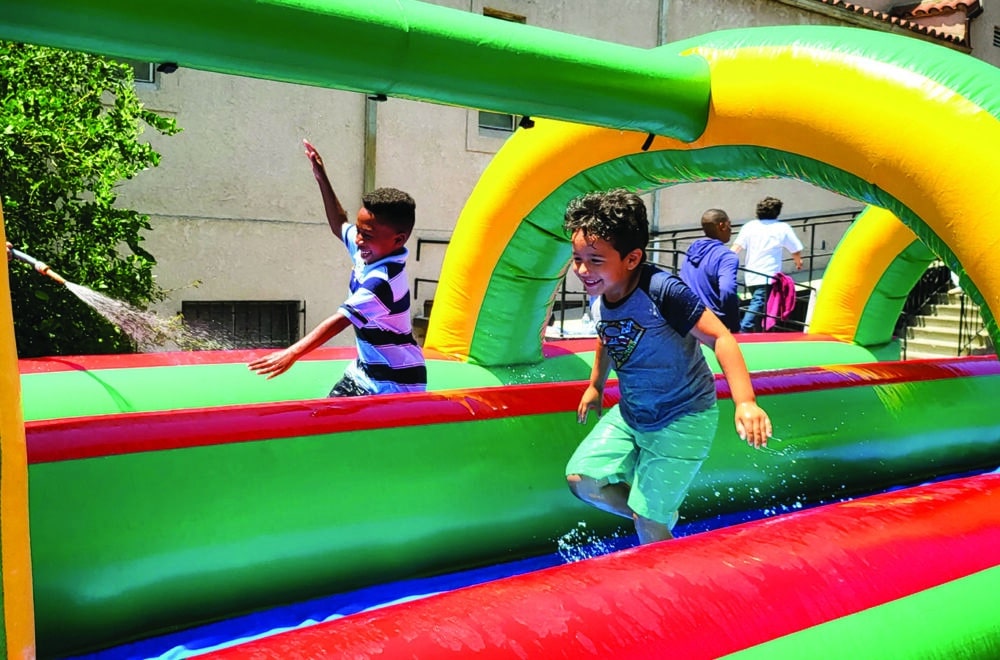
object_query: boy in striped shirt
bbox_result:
[249,140,426,396]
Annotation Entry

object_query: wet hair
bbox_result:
[756,196,783,220]
[563,188,648,261]
[362,187,416,235]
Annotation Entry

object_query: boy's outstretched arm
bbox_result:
[689,310,772,448]
[249,312,352,379]
[577,340,611,424]
[303,139,350,239]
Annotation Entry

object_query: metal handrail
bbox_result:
[894,265,950,359]
[956,292,990,357]
[895,263,996,359]
[647,207,862,285]
[415,207,861,334]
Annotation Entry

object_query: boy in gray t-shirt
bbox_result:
[563,189,771,544]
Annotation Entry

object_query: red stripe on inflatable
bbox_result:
[716,354,1000,397]
[202,473,1000,659]
[25,381,593,463]
[25,357,1000,463]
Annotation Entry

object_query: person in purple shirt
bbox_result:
[680,209,740,333]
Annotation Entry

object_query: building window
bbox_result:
[181,300,303,349]
[478,110,517,133]
[478,8,526,137]
[114,58,156,84]
[993,25,1000,47]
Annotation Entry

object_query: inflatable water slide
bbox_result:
[1,1,1000,657]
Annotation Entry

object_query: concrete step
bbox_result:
[922,304,981,322]
[908,326,993,347]
[905,323,994,345]
[903,337,963,358]
[907,326,962,345]
[904,335,994,358]
[904,348,955,361]
[909,315,966,332]
[903,286,992,360]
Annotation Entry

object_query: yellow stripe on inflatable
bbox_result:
[0,215,35,659]
[808,208,919,341]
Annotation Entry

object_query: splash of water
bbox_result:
[65,282,236,352]
[556,521,634,563]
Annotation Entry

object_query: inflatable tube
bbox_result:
[201,473,1000,659]
[426,27,1000,364]
[0,0,710,140]
[17,338,894,422]
[22,350,1000,657]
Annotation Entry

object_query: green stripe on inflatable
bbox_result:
[470,144,913,365]
[19,354,596,421]
[722,565,1000,659]
[0,0,711,140]
[687,374,1000,517]
[698,339,900,372]
[27,411,606,657]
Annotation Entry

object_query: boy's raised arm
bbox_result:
[303,139,350,239]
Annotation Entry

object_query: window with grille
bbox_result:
[181,300,303,349]
[994,25,1000,47]
[478,8,526,137]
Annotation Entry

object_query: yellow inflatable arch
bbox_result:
[425,28,1000,365]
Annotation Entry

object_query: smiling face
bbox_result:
[569,229,643,303]
[354,207,406,264]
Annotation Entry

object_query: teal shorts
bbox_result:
[565,403,719,526]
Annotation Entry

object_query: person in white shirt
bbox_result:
[732,197,803,332]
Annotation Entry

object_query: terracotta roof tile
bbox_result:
[899,1,978,17]
[811,0,974,46]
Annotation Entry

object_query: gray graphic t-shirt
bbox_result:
[593,264,716,432]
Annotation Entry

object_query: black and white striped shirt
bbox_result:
[337,224,427,394]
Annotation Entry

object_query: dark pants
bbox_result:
[329,372,372,397]
[739,284,771,333]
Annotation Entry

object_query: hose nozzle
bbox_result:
[10,248,67,285]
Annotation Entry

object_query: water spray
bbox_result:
[9,247,67,285]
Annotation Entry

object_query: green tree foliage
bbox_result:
[0,42,179,357]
